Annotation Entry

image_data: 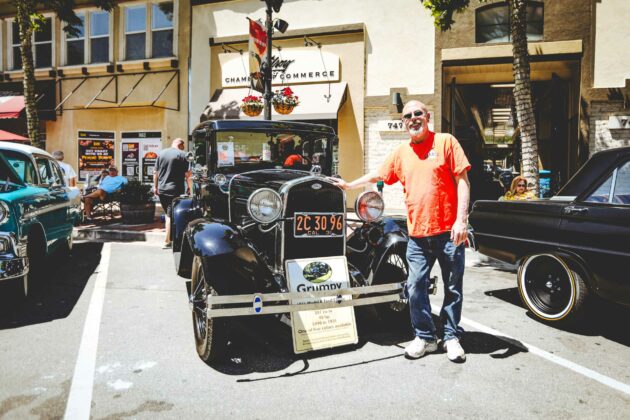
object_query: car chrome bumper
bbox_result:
[204,282,405,318]
[0,255,29,281]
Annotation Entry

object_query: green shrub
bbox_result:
[117,179,153,205]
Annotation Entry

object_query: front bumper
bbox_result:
[203,282,405,318]
[0,255,29,281]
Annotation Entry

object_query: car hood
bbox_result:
[229,169,313,194]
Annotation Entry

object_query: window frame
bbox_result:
[582,160,630,206]
[61,8,113,66]
[119,0,178,62]
[7,13,56,70]
[475,1,544,44]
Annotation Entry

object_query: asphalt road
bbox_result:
[1,241,629,419]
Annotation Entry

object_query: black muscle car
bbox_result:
[171,120,410,363]
[470,147,630,325]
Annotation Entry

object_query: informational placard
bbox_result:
[286,256,358,354]
[121,132,161,183]
[217,142,235,167]
[78,131,115,182]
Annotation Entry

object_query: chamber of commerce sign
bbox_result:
[219,49,340,87]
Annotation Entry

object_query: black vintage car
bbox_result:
[171,120,410,363]
[470,147,630,325]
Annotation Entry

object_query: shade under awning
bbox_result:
[203,82,347,121]
[0,96,25,119]
[0,129,29,142]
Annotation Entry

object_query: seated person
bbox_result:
[83,166,128,221]
[84,169,109,194]
[283,143,309,168]
[500,176,537,201]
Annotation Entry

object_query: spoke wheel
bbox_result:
[518,254,589,324]
[190,256,228,363]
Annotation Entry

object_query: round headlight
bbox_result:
[0,202,9,225]
[355,191,384,223]
[247,188,283,223]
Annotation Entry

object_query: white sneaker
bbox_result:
[404,337,438,359]
[443,338,466,362]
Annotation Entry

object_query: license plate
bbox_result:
[293,213,344,237]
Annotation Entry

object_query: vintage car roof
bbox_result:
[0,141,53,158]
[557,146,630,197]
[195,119,336,136]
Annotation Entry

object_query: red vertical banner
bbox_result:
[248,18,267,93]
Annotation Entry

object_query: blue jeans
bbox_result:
[405,232,465,342]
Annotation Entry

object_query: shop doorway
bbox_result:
[443,67,577,202]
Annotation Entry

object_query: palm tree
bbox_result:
[11,0,113,148]
[422,0,539,193]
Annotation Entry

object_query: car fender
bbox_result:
[178,220,272,294]
[172,197,201,252]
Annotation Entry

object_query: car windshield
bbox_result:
[214,131,330,173]
[1,150,35,186]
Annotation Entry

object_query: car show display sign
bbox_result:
[121,132,161,183]
[286,256,358,354]
[220,48,340,88]
[248,18,266,93]
[78,131,115,182]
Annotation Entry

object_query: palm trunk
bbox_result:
[510,0,539,195]
[16,0,41,148]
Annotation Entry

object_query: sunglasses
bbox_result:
[402,110,425,120]
[517,183,526,187]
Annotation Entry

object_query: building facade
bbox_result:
[189,0,629,210]
[0,0,190,184]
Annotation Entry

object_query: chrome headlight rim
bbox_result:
[247,188,283,224]
[0,201,10,225]
[354,191,385,223]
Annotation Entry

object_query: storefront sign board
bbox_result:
[219,49,340,88]
[286,256,358,354]
[78,131,115,183]
[121,132,162,183]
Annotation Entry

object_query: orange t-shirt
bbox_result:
[378,132,471,238]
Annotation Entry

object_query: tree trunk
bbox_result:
[16,1,41,148]
[510,0,539,195]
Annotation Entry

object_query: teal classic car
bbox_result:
[0,142,82,298]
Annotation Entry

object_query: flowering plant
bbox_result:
[271,87,300,107]
[241,95,264,110]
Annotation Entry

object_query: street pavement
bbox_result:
[1,240,629,419]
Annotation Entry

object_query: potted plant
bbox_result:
[241,95,264,117]
[117,179,156,224]
[271,87,300,115]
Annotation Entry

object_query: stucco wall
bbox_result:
[593,0,630,88]
[589,101,630,154]
[190,0,435,131]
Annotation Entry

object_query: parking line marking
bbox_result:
[64,243,112,420]
[455,314,630,396]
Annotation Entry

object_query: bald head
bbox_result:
[172,138,185,150]
[401,100,431,143]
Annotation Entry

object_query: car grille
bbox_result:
[282,179,345,260]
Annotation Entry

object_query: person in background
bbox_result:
[500,176,537,201]
[82,166,128,222]
[334,100,471,363]
[154,138,192,249]
[52,150,77,187]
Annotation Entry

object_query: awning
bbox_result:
[203,82,347,121]
[0,129,29,142]
[0,96,25,119]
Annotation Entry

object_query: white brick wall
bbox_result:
[365,107,408,212]
[590,101,630,154]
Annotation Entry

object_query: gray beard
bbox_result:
[409,126,424,137]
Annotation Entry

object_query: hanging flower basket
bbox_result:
[241,95,264,117]
[273,103,295,115]
[272,87,299,115]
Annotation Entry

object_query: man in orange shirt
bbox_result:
[334,100,470,362]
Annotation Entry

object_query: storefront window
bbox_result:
[476,2,543,44]
[64,11,111,66]
[11,22,21,70]
[123,1,175,61]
